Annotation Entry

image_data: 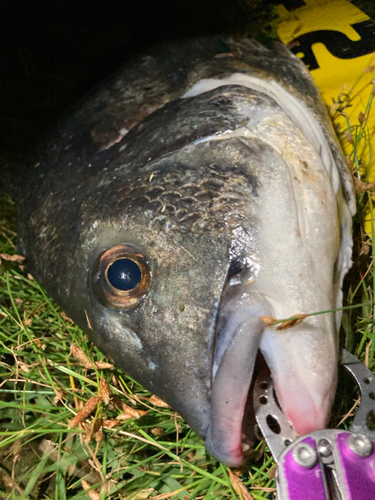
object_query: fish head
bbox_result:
[20,80,354,467]
[78,134,340,468]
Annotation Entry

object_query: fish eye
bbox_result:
[92,244,150,308]
[107,259,142,291]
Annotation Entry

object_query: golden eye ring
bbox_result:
[92,244,150,308]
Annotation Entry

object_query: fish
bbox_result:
[13,36,355,467]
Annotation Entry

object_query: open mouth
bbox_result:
[205,262,337,467]
[205,265,274,467]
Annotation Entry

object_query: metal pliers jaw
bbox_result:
[254,350,375,500]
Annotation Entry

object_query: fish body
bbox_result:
[16,37,355,466]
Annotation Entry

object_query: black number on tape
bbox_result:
[289,20,375,70]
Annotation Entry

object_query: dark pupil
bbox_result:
[107,259,142,291]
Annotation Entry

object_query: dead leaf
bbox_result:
[103,418,122,429]
[228,470,254,500]
[353,176,375,196]
[276,314,308,331]
[18,361,30,373]
[95,429,103,442]
[84,418,103,444]
[60,311,75,323]
[53,388,64,405]
[99,378,111,404]
[70,344,113,370]
[70,344,94,369]
[259,315,277,326]
[344,130,354,145]
[358,111,366,124]
[95,361,114,369]
[116,412,136,421]
[360,240,371,256]
[268,466,276,479]
[0,253,25,263]
[149,395,170,408]
[68,396,102,428]
[151,427,164,437]
[81,480,101,500]
[354,176,366,196]
[112,395,147,418]
[34,338,46,350]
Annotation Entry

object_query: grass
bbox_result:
[0,86,375,500]
[0,210,276,498]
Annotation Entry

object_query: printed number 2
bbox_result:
[290,20,375,70]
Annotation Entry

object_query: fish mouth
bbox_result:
[205,274,273,467]
[205,273,335,467]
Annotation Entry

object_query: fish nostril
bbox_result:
[228,259,244,276]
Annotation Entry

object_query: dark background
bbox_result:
[0,0,277,161]
[1,0,373,163]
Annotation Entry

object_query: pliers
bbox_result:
[254,349,375,499]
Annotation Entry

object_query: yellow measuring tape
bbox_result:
[276,0,375,232]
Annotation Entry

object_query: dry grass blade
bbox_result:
[149,395,170,408]
[259,313,308,330]
[258,315,277,326]
[228,470,254,500]
[68,396,102,428]
[53,387,64,404]
[276,314,308,331]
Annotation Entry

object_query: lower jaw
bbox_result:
[205,354,264,467]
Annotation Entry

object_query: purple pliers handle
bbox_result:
[254,349,375,500]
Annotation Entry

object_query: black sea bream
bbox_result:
[16,37,355,466]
